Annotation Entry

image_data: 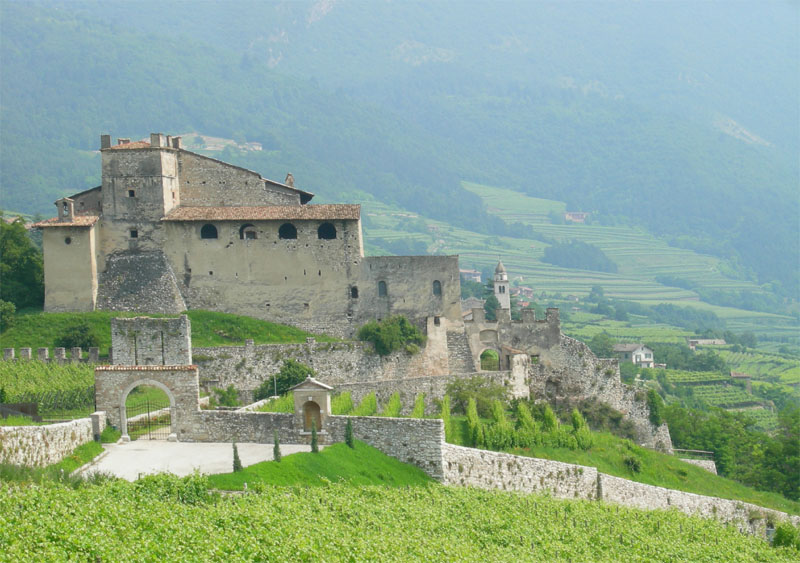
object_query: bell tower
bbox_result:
[494,260,510,310]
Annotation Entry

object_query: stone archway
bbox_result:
[119,379,178,442]
[303,401,321,432]
[479,348,501,371]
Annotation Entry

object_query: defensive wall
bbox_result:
[0,413,105,467]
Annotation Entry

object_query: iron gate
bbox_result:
[126,397,171,440]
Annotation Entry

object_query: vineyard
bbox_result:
[0,362,95,417]
[719,351,800,385]
[664,371,729,385]
[692,385,763,408]
[1,477,796,562]
[730,408,780,434]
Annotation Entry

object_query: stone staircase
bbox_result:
[446,330,475,374]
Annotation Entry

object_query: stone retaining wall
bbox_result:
[441,443,598,499]
[598,473,800,535]
[0,418,94,467]
[679,458,718,474]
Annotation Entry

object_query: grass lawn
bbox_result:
[0,309,337,355]
[208,440,432,490]
[0,415,46,426]
[449,417,800,515]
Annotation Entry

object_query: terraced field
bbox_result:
[729,408,780,433]
[664,371,729,385]
[692,384,763,408]
[719,350,800,385]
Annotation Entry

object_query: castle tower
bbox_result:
[494,260,510,310]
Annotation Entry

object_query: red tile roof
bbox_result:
[33,215,100,228]
[163,204,360,222]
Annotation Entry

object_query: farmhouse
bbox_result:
[613,343,655,369]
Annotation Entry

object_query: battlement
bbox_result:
[100,132,182,150]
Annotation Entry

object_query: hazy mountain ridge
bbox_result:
[0,1,797,295]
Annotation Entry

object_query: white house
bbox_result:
[613,343,654,368]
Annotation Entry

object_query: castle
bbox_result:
[34,133,460,337]
[34,132,670,449]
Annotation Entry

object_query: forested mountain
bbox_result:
[1,1,797,295]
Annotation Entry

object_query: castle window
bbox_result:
[317,222,337,240]
[279,223,297,239]
[239,224,257,240]
[64,237,72,245]
[499,286,506,294]
[433,280,442,296]
[200,224,218,239]
[128,189,136,198]
[434,316,440,326]
[350,287,359,299]
[130,230,138,238]
[378,281,387,297]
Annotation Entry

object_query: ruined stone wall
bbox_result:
[177,151,299,207]
[441,443,598,500]
[357,256,462,327]
[110,316,192,366]
[0,418,94,467]
[680,459,718,474]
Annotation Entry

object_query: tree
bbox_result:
[232,442,243,472]
[213,385,240,407]
[0,217,43,309]
[446,375,507,418]
[440,394,452,442]
[254,359,315,400]
[345,418,354,448]
[0,300,15,332]
[273,429,281,462]
[588,332,615,358]
[55,321,100,350]
[310,419,319,453]
[483,294,500,321]
[356,316,426,356]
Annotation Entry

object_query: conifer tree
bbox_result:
[232,442,243,472]
[273,429,281,462]
[311,419,319,453]
[345,418,355,448]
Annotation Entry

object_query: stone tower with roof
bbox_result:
[493,260,511,310]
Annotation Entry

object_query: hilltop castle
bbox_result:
[34,133,459,336]
[34,132,670,449]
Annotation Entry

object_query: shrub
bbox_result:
[409,393,425,418]
[466,398,481,446]
[254,359,315,400]
[331,392,353,415]
[772,521,800,550]
[624,454,642,473]
[273,430,281,462]
[446,375,508,418]
[232,442,243,472]
[440,394,452,441]
[485,400,515,450]
[541,404,559,432]
[257,392,293,413]
[356,316,426,356]
[380,392,402,417]
[647,389,665,426]
[345,418,354,448]
[213,385,240,407]
[352,392,377,416]
[55,321,100,350]
[311,420,318,453]
[0,300,15,332]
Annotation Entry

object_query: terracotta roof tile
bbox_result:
[163,204,360,222]
[33,215,100,228]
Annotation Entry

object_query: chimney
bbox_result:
[117,138,130,145]
[150,133,165,147]
[284,173,294,187]
[100,134,111,149]
[171,136,182,149]
[166,135,172,147]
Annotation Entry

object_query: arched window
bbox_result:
[350,286,359,299]
[433,280,442,296]
[200,224,218,239]
[239,223,257,240]
[278,223,297,239]
[378,281,387,297]
[317,222,337,240]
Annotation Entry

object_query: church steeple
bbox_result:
[493,260,510,310]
